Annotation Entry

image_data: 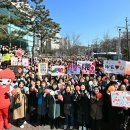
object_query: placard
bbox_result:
[67,64,80,74]
[38,63,48,75]
[11,57,18,65]
[125,61,130,75]
[22,58,29,66]
[103,60,126,74]
[77,61,95,74]
[16,48,25,57]
[111,91,130,108]
[8,65,24,76]
[51,66,65,76]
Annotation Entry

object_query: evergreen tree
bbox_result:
[0,1,29,46]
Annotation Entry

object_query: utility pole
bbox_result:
[126,17,129,61]
[117,17,129,61]
[118,28,121,59]
[88,44,90,59]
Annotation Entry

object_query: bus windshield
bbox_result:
[92,52,122,60]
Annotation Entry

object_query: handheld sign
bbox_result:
[38,63,48,75]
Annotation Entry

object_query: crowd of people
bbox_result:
[0,46,130,130]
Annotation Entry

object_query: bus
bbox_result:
[92,52,122,60]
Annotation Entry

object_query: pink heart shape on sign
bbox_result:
[90,65,95,70]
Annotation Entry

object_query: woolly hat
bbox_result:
[0,68,15,81]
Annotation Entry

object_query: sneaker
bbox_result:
[64,125,67,130]
[20,124,24,128]
[83,126,86,130]
[70,126,73,130]
[79,126,82,130]
[23,121,27,124]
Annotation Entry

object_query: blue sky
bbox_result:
[32,0,130,46]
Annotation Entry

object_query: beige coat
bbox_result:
[13,87,27,120]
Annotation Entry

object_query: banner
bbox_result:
[125,61,130,75]
[11,57,18,65]
[22,58,29,66]
[103,60,126,74]
[51,66,65,76]
[11,57,29,66]
[16,48,25,57]
[77,61,95,74]
[38,63,48,75]
[111,91,130,108]
[8,65,24,76]
[67,64,80,74]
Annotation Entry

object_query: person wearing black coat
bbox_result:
[90,86,103,130]
[75,84,90,130]
[104,82,120,130]
[119,84,130,130]
[63,86,74,130]
[28,80,38,124]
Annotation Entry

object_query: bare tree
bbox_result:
[58,33,81,56]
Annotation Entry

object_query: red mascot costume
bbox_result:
[0,68,15,130]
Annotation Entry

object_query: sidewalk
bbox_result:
[5,124,59,130]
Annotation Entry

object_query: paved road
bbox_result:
[4,122,130,130]
[5,124,54,130]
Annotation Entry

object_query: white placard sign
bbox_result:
[11,57,18,65]
[22,58,29,66]
[103,60,126,74]
[111,91,130,108]
[51,66,65,76]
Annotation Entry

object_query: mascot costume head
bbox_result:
[0,68,15,129]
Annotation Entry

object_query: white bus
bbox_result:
[92,52,122,60]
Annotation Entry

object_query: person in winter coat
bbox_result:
[63,86,74,130]
[76,84,90,130]
[28,80,38,123]
[105,81,120,130]
[119,84,130,130]
[90,86,103,130]
[13,80,28,128]
[37,81,48,125]
[47,83,62,129]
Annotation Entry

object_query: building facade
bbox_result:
[0,1,40,54]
